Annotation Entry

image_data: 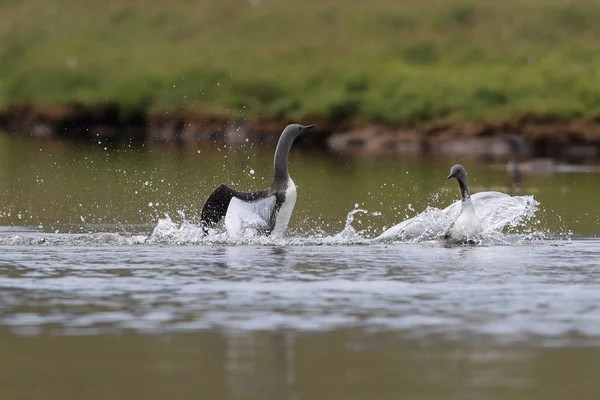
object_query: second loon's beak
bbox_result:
[447,174,453,179]
[303,125,315,130]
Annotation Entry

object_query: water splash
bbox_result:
[148,215,290,246]
[0,191,553,247]
[149,216,206,244]
[375,191,541,245]
[319,207,370,245]
[147,192,542,247]
[146,206,376,246]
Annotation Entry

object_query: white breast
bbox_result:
[446,198,483,242]
[270,178,297,238]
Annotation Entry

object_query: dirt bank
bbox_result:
[2,104,600,162]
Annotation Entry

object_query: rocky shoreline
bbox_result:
[2,104,600,161]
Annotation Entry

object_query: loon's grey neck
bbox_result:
[458,177,470,201]
[272,131,297,188]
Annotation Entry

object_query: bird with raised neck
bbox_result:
[444,164,483,243]
[200,124,313,238]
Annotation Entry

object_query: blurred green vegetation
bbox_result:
[1,0,600,123]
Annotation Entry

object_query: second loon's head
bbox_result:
[447,164,471,200]
[447,164,468,183]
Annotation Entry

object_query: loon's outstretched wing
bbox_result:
[224,194,278,237]
[200,184,269,233]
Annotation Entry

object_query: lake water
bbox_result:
[1,132,600,399]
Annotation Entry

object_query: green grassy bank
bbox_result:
[1,0,600,125]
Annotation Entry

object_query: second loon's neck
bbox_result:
[458,178,470,202]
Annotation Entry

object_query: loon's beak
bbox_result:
[447,174,453,179]
[303,125,315,130]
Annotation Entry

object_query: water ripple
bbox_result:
[0,237,599,346]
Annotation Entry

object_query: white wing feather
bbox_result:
[224,195,277,238]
